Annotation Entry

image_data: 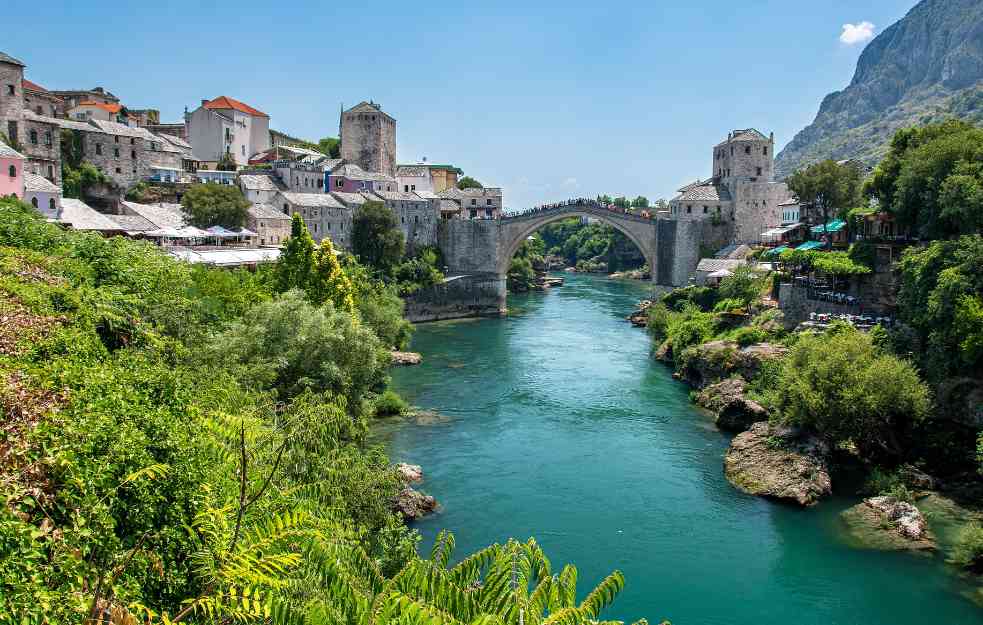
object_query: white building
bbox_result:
[238,174,280,204]
[23,172,60,218]
[186,96,270,167]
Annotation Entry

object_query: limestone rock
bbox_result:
[679,341,788,388]
[394,487,438,521]
[724,422,832,506]
[396,463,423,484]
[696,377,768,432]
[391,351,422,366]
[840,496,935,551]
[627,300,652,327]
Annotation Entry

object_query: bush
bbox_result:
[949,523,983,572]
[373,389,410,417]
[646,302,671,340]
[665,305,718,355]
[729,325,769,347]
[713,298,745,313]
[771,325,931,461]
[180,183,250,229]
[662,285,718,312]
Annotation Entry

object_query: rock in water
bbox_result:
[393,487,438,521]
[724,422,832,506]
[840,496,935,551]
[391,351,422,366]
[396,462,423,484]
[695,377,768,432]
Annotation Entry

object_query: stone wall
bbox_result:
[403,273,506,322]
[730,180,789,243]
[21,117,60,184]
[439,219,502,274]
[0,60,23,146]
[340,108,396,178]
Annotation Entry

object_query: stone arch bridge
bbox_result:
[407,201,710,320]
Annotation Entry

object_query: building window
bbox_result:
[486,199,492,205]
[29,130,38,144]
[31,197,38,208]
[763,146,768,156]
[745,146,751,154]
[404,185,409,192]
[115,167,121,173]
[471,199,476,206]
[283,203,289,214]
[44,131,51,146]
[7,165,14,177]
[131,150,136,159]
[756,167,763,176]
[96,144,102,155]
[703,206,708,213]
[114,148,120,158]
[114,136,119,144]
[327,222,331,230]
[686,205,692,214]
[47,165,53,179]
[48,198,55,210]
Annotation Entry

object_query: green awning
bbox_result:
[811,219,846,234]
[796,241,825,251]
[763,245,788,257]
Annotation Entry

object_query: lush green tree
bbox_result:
[596,194,613,205]
[770,325,931,460]
[317,136,341,158]
[896,235,983,380]
[717,265,766,313]
[215,151,237,171]
[787,159,863,246]
[394,247,445,295]
[207,290,390,404]
[343,256,413,349]
[180,183,250,229]
[613,196,630,209]
[865,120,983,239]
[309,237,356,314]
[274,213,316,293]
[62,161,111,199]
[457,175,483,190]
[632,196,650,208]
[352,200,405,273]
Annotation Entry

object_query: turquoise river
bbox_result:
[384,273,982,625]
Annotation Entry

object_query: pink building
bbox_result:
[0,140,25,199]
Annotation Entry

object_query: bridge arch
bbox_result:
[496,202,658,280]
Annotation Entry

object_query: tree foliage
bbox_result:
[717,265,766,313]
[353,201,406,274]
[457,176,483,190]
[787,159,863,240]
[316,136,341,158]
[181,183,251,229]
[769,325,931,460]
[309,237,356,314]
[865,120,983,239]
[275,214,317,293]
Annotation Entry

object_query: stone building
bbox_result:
[0,53,62,186]
[326,161,395,194]
[246,202,291,246]
[23,80,63,118]
[186,96,271,167]
[340,101,396,178]
[49,87,119,110]
[276,191,353,249]
[374,190,439,251]
[23,172,60,218]
[69,101,129,124]
[239,174,281,204]
[396,163,462,194]
[669,128,792,244]
[437,186,503,220]
[275,160,330,194]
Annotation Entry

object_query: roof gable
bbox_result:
[0,52,25,67]
[204,96,269,118]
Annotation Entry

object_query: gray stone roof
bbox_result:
[439,199,461,212]
[279,191,345,208]
[88,119,157,140]
[23,172,59,193]
[21,109,62,128]
[714,244,751,260]
[330,191,369,205]
[674,183,732,203]
[345,101,394,120]
[438,187,502,200]
[248,203,290,220]
[159,134,192,150]
[695,258,745,273]
[377,191,427,202]
[120,201,187,229]
[0,140,24,159]
[332,163,392,181]
[716,128,769,146]
[0,52,25,67]
[319,158,343,172]
[59,199,121,231]
[110,214,157,232]
[239,174,279,191]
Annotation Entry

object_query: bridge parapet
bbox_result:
[501,201,655,225]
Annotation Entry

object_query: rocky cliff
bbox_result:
[775,0,983,179]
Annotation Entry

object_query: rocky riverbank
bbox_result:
[392,462,438,521]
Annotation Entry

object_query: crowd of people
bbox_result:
[501,198,655,220]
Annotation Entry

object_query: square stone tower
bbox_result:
[712,129,774,183]
[0,52,25,145]
[340,101,396,179]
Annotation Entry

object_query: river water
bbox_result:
[384,274,981,625]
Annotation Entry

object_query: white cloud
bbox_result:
[840,21,875,45]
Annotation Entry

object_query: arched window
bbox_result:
[48,198,55,210]
[7,165,15,178]
[31,197,38,208]
[29,129,38,144]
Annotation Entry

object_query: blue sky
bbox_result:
[10,0,916,208]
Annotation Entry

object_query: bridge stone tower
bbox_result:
[339,101,396,178]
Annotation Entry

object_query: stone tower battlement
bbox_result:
[339,101,396,179]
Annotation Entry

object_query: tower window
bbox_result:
[757,167,762,176]
[763,147,768,156]
[745,146,751,154]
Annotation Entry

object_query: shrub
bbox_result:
[771,325,931,461]
[646,302,671,340]
[373,389,410,417]
[730,325,769,347]
[662,285,718,312]
[949,523,983,572]
[713,298,745,313]
[665,305,717,355]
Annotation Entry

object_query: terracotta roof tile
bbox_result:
[204,96,269,118]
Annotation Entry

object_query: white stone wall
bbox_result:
[187,107,234,164]
[730,180,790,243]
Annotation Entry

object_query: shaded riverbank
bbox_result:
[380,274,982,625]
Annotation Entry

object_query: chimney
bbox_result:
[769,132,774,141]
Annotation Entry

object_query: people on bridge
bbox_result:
[499,196,657,221]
